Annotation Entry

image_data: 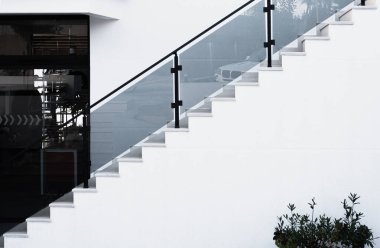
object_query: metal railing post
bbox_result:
[82,113,91,188]
[171,52,183,128]
[264,0,275,67]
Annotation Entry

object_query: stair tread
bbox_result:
[231,81,259,86]
[120,147,143,161]
[352,5,377,9]
[301,35,330,40]
[259,66,283,71]
[141,132,165,147]
[329,21,354,25]
[186,104,213,116]
[73,178,97,193]
[166,118,189,129]
[26,207,51,222]
[3,222,28,238]
[49,192,74,208]
[95,163,120,177]
[280,51,306,56]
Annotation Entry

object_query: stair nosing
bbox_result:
[117,157,143,163]
[26,217,51,223]
[3,233,29,238]
[186,112,213,117]
[49,202,75,208]
[209,97,235,102]
[140,143,166,147]
[329,21,354,25]
[352,5,377,9]
[259,67,283,71]
[95,172,120,178]
[72,187,98,193]
[164,127,190,132]
[280,51,306,56]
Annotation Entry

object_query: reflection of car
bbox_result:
[215,60,257,83]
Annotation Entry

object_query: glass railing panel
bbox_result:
[273,0,353,53]
[90,62,173,171]
[180,0,265,111]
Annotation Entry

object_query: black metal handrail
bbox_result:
[13,0,272,188]
[48,0,262,135]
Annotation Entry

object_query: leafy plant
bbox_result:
[273,193,376,248]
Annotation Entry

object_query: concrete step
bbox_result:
[26,207,50,223]
[72,178,97,194]
[166,117,189,131]
[118,146,143,163]
[141,132,165,147]
[260,60,283,71]
[187,101,212,117]
[3,222,27,239]
[49,192,74,209]
[95,162,119,178]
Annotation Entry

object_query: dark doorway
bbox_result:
[0,15,90,234]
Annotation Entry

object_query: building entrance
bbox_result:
[0,15,90,234]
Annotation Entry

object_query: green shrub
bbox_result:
[273,193,376,248]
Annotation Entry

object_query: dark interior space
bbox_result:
[0,15,90,234]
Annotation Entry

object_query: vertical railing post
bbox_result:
[82,111,91,188]
[361,0,366,6]
[264,0,275,67]
[171,52,183,128]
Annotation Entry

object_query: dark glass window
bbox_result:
[0,15,89,235]
[0,16,88,56]
[231,71,241,79]
[222,70,230,78]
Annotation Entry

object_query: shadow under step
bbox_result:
[209,87,236,101]
[141,132,165,147]
[166,117,189,131]
[187,101,212,117]
[118,146,143,163]
[49,192,74,208]
[260,60,283,71]
[95,162,119,178]
[72,178,97,193]
[26,207,50,223]
[3,222,27,239]
[231,71,259,86]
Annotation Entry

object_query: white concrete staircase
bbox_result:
[2,2,380,248]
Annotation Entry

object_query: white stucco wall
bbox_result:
[4,4,380,248]
[0,0,253,103]
[88,0,252,104]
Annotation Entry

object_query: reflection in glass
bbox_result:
[0,15,89,235]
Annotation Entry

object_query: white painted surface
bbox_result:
[88,0,253,104]
[0,0,252,103]
[3,4,380,248]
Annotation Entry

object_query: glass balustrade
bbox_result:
[0,0,362,235]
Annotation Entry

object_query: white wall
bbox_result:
[0,0,253,103]
[89,0,252,104]
[4,4,380,248]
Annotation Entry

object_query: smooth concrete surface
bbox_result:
[4,3,380,248]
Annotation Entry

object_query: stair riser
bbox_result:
[4,4,380,248]
[164,131,190,149]
[95,176,122,193]
[117,161,143,177]
[210,101,236,119]
[234,85,260,103]
[73,192,98,209]
[4,238,28,248]
[25,222,51,243]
